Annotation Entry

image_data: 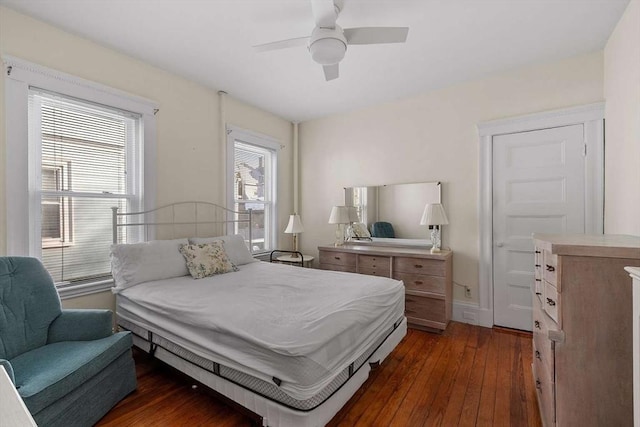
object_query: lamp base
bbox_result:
[430,226,442,254]
[334,224,345,246]
[291,234,298,258]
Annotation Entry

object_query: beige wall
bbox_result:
[299,52,604,303]
[604,0,640,236]
[0,6,293,310]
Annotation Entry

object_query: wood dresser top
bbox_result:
[318,244,452,259]
[533,233,640,259]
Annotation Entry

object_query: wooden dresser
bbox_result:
[318,244,452,331]
[532,234,640,427]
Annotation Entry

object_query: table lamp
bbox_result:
[284,214,304,257]
[420,203,449,253]
[328,206,350,246]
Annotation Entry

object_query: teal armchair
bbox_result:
[0,257,136,426]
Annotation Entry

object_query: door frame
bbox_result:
[476,103,604,328]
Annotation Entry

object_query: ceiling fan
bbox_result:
[253,0,409,81]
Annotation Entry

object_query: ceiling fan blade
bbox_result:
[344,27,409,45]
[323,63,339,81]
[253,36,309,53]
[311,0,338,28]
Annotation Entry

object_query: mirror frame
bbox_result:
[343,181,442,247]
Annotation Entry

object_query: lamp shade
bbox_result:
[328,206,350,224]
[420,203,449,226]
[284,214,304,234]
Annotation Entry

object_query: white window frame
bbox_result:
[226,125,279,253]
[3,56,157,298]
[41,162,73,248]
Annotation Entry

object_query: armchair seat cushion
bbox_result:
[11,332,133,415]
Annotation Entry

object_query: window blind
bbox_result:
[29,89,142,285]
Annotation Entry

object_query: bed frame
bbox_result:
[111,201,407,427]
[111,201,254,246]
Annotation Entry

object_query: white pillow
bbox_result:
[188,234,257,266]
[110,238,189,290]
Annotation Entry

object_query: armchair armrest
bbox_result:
[0,359,15,384]
[48,309,113,343]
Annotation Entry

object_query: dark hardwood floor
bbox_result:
[97,322,541,426]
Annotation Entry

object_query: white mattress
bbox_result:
[116,261,404,401]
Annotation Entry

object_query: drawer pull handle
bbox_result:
[546,264,555,272]
[535,350,541,360]
[546,298,556,307]
[334,256,341,260]
[535,250,541,254]
[535,292,542,295]
[534,320,541,329]
[535,264,541,268]
[535,379,542,390]
[535,279,541,282]
[415,280,423,285]
[414,264,423,269]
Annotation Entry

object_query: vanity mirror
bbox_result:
[344,181,442,247]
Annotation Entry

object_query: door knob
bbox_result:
[496,242,504,247]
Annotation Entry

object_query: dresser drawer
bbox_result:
[319,263,356,273]
[393,272,445,295]
[534,248,543,297]
[532,358,556,427]
[532,299,555,374]
[405,294,446,324]
[358,255,391,276]
[543,281,560,326]
[358,266,390,277]
[319,251,356,267]
[394,257,444,276]
[543,251,558,288]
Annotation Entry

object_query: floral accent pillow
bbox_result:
[179,241,238,279]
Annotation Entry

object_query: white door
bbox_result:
[493,125,585,330]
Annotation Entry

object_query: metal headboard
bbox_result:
[111,201,253,247]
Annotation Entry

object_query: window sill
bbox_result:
[56,278,113,300]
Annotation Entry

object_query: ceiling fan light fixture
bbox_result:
[309,38,346,65]
[309,26,347,65]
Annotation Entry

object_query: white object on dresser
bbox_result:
[626,266,640,427]
[532,234,640,427]
[0,365,37,427]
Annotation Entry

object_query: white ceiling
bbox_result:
[0,0,630,122]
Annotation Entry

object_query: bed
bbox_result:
[111,202,407,427]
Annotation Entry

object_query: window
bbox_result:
[227,127,279,253]
[4,56,156,297]
[30,90,142,284]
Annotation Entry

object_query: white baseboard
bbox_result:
[452,300,493,328]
